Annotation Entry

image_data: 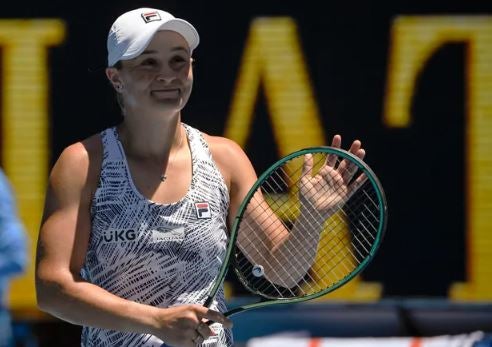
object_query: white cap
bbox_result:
[107,8,200,67]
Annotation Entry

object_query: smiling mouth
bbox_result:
[151,89,181,97]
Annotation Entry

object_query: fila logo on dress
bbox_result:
[195,202,211,219]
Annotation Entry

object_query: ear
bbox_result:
[106,67,122,92]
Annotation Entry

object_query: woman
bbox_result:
[35,7,365,347]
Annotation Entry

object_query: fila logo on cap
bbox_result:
[141,11,162,23]
[195,202,211,219]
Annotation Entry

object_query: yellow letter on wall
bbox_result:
[384,16,492,300]
[225,17,382,300]
[0,20,65,311]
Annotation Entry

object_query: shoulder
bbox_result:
[201,132,257,187]
[53,134,102,175]
[202,133,249,165]
[50,133,103,198]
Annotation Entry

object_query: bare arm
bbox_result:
[208,137,295,285]
[210,135,366,289]
[259,137,367,287]
[35,139,230,347]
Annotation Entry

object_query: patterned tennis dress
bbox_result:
[80,124,233,346]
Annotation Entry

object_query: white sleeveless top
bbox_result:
[81,124,233,346]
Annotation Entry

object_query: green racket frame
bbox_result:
[204,146,387,317]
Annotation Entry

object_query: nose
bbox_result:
[156,75,176,84]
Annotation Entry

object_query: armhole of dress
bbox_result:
[189,125,230,210]
[90,128,112,219]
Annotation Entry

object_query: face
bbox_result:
[107,30,194,113]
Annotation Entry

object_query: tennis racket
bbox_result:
[204,146,387,318]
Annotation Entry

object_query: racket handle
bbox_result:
[205,307,239,326]
[203,296,214,308]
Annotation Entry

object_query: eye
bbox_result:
[170,55,188,68]
[172,55,186,63]
[141,58,158,66]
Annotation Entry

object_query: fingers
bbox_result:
[156,305,231,347]
[336,138,365,184]
[195,306,233,328]
[347,173,368,198]
[342,148,365,183]
[194,322,214,344]
[191,323,208,345]
[318,164,342,190]
[355,148,366,160]
[192,331,204,345]
[348,139,362,154]
[331,135,364,157]
[339,140,361,172]
[327,135,341,167]
[328,136,364,170]
[330,134,342,148]
[191,308,228,346]
[196,322,213,337]
[302,153,314,178]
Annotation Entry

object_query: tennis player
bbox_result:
[35,7,365,347]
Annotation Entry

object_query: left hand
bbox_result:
[299,135,366,218]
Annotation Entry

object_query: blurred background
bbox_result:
[0,0,491,346]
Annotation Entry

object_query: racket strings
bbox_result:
[234,152,382,299]
[237,154,352,295]
[272,190,368,281]
[236,216,321,297]
[237,200,311,281]
[236,211,349,296]
[238,214,317,294]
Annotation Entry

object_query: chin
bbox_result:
[154,98,185,111]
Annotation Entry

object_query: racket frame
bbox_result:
[204,146,387,316]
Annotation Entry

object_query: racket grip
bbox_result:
[204,296,216,327]
[205,311,232,327]
[205,307,235,326]
[203,296,214,308]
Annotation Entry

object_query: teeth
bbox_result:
[152,89,179,94]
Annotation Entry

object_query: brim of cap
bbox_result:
[117,18,199,64]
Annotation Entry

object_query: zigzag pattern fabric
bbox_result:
[81,124,232,346]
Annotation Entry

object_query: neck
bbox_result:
[117,112,183,161]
